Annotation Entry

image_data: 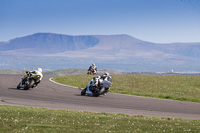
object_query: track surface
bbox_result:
[0,74,200,120]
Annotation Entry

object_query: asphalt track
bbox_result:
[0,74,200,120]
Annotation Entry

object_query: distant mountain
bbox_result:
[44,34,200,60]
[0,33,200,71]
[1,33,200,58]
[0,33,99,54]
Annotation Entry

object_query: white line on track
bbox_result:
[49,77,82,89]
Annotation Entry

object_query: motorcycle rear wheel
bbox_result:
[24,80,35,90]
[93,87,105,97]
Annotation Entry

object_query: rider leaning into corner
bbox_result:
[25,68,43,87]
[88,63,97,74]
[86,72,112,96]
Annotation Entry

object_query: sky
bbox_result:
[0,0,200,43]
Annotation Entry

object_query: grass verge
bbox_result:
[53,74,200,102]
[0,105,200,132]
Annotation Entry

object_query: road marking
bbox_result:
[49,78,82,90]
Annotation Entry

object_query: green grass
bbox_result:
[0,105,199,132]
[53,74,200,102]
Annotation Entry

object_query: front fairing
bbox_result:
[102,80,112,88]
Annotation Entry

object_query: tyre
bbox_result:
[24,80,35,90]
[17,83,21,89]
[93,87,105,97]
[93,93,100,97]
[81,88,87,95]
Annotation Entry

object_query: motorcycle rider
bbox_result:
[24,68,43,87]
[88,63,97,74]
[101,72,112,82]
[85,72,112,96]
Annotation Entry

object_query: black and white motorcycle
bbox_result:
[81,76,112,97]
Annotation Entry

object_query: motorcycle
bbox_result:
[81,77,112,97]
[17,71,41,90]
[87,68,96,75]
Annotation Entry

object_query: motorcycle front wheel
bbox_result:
[17,82,21,89]
[81,88,87,95]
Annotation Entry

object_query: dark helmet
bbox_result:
[101,72,109,79]
[103,72,109,77]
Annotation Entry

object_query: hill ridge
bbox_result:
[1,33,200,71]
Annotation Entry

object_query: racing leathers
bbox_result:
[85,73,112,95]
[24,68,43,87]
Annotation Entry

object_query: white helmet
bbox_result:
[38,68,42,73]
[92,63,95,66]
